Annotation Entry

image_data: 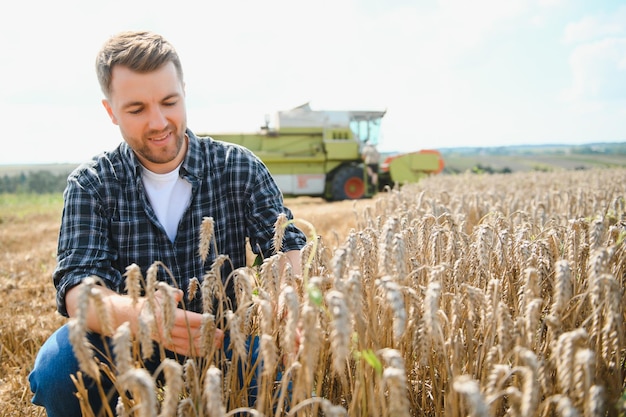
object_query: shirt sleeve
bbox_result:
[242,151,307,258]
[53,169,124,317]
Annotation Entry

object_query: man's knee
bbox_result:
[29,324,84,414]
[30,324,119,417]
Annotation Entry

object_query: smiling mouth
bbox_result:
[149,132,170,143]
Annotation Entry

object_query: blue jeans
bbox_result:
[29,323,261,417]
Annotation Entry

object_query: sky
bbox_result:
[1,0,625,164]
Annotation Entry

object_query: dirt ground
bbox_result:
[0,203,65,416]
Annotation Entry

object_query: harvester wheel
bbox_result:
[330,165,366,201]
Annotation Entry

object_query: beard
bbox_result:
[127,123,187,168]
[142,130,185,164]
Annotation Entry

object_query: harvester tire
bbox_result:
[330,165,366,201]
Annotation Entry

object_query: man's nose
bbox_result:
[148,107,168,130]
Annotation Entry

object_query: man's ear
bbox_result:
[102,99,119,125]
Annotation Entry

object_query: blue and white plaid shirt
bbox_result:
[54,130,307,316]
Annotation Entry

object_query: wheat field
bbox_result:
[1,168,625,416]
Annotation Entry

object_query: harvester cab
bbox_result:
[204,103,443,201]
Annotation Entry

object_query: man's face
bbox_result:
[102,62,187,173]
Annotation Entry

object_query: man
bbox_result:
[361,140,380,190]
[28,30,307,417]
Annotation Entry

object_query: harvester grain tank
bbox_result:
[203,103,444,200]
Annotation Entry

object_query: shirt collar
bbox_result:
[119,128,206,179]
[180,129,205,180]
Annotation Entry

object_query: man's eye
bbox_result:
[164,101,177,107]
[128,108,143,114]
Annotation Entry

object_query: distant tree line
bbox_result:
[471,164,512,174]
[570,144,626,155]
[469,142,626,157]
[443,164,513,175]
[0,170,70,194]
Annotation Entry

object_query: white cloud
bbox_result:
[563,6,626,44]
[562,6,626,106]
[564,38,626,102]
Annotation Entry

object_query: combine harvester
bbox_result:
[204,103,444,201]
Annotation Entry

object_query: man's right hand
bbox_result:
[65,281,224,357]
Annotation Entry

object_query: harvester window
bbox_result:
[350,118,382,145]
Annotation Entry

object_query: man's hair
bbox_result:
[96,31,183,98]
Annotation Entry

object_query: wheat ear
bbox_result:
[112,322,132,375]
[200,312,216,357]
[137,313,155,360]
[68,277,107,382]
[376,276,406,344]
[204,365,226,417]
[279,285,300,362]
[157,358,183,417]
[156,282,178,346]
[273,212,288,254]
[225,310,246,359]
[381,348,411,417]
[325,290,351,377]
[183,358,201,405]
[118,368,157,417]
[124,263,143,307]
[187,277,200,302]
[199,216,215,263]
[453,375,489,417]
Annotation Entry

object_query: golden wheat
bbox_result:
[6,167,626,416]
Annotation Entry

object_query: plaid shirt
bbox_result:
[54,130,307,316]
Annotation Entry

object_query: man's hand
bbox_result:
[152,287,224,356]
[66,281,224,358]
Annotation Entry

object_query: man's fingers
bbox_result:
[166,329,223,356]
[150,302,222,355]
[169,324,196,338]
[174,308,202,327]
[213,328,224,348]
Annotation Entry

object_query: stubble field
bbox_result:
[1,168,625,416]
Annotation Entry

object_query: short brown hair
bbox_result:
[96,31,183,97]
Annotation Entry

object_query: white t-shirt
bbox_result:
[362,144,380,165]
[141,165,192,242]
